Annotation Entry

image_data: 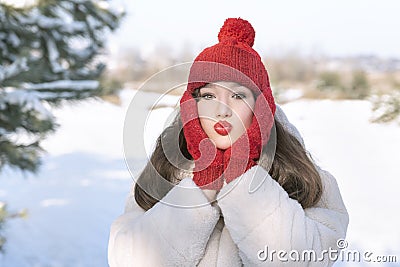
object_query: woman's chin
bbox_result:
[216,144,230,150]
[213,138,234,150]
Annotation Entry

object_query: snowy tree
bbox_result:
[371,91,400,125]
[0,0,124,172]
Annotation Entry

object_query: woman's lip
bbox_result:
[214,121,232,136]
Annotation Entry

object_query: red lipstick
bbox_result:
[214,121,232,136]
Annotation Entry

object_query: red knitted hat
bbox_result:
[186,17,276,111]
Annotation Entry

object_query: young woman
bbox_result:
[108,18,349,266]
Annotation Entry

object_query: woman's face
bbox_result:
[197,81,256,150]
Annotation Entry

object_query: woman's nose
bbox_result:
[216,99,232,118]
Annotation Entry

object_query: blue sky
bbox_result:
[109,0,400,59]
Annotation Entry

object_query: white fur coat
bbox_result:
[108,106,349,266]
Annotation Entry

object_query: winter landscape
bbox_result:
[1,0,400,266]
[1,88,400,266]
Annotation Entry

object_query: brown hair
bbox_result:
[134,109,322,211]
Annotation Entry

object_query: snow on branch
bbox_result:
[46,38,63,73]
[0,57,28,82]
[29,91,93,101]
[0,90,53,120]
[95,1,125,23]
[17,11,86,34]
[8,32,20,47]
[22,80,99,91]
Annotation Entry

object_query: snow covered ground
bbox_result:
[0,89,399,266]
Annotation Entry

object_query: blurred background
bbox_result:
[0,0,399,266]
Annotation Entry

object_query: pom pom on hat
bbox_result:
[218,18,255,47]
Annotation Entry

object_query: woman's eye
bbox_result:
[232,93,246,100]
[200,93,215,100]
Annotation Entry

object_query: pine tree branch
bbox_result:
[0,138,42,173]
[0,57,28,82]
[0,0,125,174]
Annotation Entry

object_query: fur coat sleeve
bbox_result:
[108,178,220,267]
[217,165,349,266]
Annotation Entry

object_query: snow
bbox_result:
[15,8,86,34]
[7,0,123,36]
[67,46,93,60]
[8,32,20,48]
[275,87,304,103]
[0,90,53,120]
[46,38,63,74]
[0,89,399,266]
[0,57,28,82]
[22,80,99,91]
[86,16,101,31]
[37,15,86,33]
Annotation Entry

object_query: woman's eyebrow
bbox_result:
[199,87,216,92]
[230,86,250,93]
[220,84,246,90]
[203,84,249,93]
